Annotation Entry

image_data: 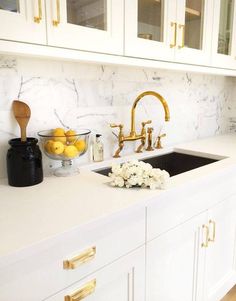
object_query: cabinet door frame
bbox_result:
[211,0,236,69]
[146,211,207,301]
[0,0,46,44]
[46,0,124,55]
[124,0,176,61]
[174,0,213,65]
[204,196,236,301]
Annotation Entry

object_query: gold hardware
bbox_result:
[53,0,60,26]
[65,279,96,301]
[63,247,96,270]
[155,133,166,149]
[170,22,177,48]
[110,91,170,158]
[208,220,216,242]
[178,24,185,49]
[34,0,42,23]
[146,127,154,151]
[201,224,209,248]
[110,124,124,158]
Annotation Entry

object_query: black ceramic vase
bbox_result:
[7,138,43,187]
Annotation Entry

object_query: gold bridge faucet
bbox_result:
[110,91,170,158]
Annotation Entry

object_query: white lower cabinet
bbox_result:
[146,211,207,301]
[204,196,236,301]
[146,194,236,301]
[46,246,145,301]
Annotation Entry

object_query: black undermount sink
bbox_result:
[93,152,219,177]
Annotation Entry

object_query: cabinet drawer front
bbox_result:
[0,207,145,301]
[45,246,145,301]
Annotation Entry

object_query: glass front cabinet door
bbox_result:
[212,0,236,69]
[0,0,46,44]
[46,0,124,55]
[174,0,213,65]
[125,0,177,61]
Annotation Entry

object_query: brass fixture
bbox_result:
[65,279,96,301]
[146,127,154,151]
[178,24,185,49]
[63,246,96,270]
[170,22,177,48]
[201,224,209,248]
[34,0,42,23]
[110,91,170,158]
[208,220,216,242]
[53,0,60,26]
[155,133,166,149]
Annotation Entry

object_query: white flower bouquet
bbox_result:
[109,160,170,190]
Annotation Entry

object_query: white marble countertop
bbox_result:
[1,134,236,261]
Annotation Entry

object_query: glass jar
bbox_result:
[7,138,43,187]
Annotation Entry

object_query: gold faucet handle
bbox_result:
[110,123,124,129]
[141,120,152,127]
[155,133,166,149]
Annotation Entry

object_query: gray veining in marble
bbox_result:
[0,55,236,178]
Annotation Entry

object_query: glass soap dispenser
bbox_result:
[93,134,104,162]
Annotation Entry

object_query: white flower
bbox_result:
[109,160,170,189]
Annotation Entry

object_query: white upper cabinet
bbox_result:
[175,0,213,65]
[125,0,214,65]
[212,0,236,69]
[125,0,177,61]
[0,0,46,44]
[46,0,124,55]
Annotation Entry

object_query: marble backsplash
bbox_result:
[0,55,236,178]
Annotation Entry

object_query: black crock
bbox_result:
[7,138,43,187]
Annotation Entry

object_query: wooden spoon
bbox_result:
[12,100,31,142]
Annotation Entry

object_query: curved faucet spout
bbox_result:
[130,91,170,136]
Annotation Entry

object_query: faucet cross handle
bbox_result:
[110,123,124,129]
[155,133,166,149]
[141,120,152,127]
[140,120,152,136]
[110,123,124,138]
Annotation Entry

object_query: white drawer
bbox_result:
[45,246,145,301]
[147,172,236,242]
[0,207,145,301]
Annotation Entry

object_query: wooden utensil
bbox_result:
[12,100,31,142]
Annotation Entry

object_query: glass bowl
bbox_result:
[38,128,91,176]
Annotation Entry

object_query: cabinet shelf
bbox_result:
[185,7,201,19]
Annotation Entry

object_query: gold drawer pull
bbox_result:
[208,220,216,242]
[65,279,96,301]
[63,247,96,270]
[201,224,209,248]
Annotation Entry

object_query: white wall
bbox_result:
[0,55,235,178]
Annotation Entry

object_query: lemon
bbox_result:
[44,140,54,154]
[65,129,77,143]
[53,128,67,144]
[51,141,65,155]
[63,145,78,158]
[53,128,65,136]
[74,139,86,152]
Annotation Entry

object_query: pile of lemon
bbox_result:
[44,128,86,159]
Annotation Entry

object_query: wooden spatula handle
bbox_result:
[21,126,27,142]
